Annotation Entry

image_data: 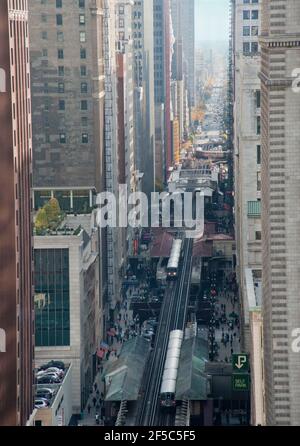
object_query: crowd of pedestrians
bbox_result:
[207,270,241,362]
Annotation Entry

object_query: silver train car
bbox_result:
[160,330,184,407]
[167,239,183,280]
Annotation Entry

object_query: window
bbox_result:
[251,26,259,36]
[80,48,86,59]
[81,117,88,126]
[42,49,48,57]
[79,14,85,25]
[252,10,259,20]
[57,31,64,42]
[80,65,87,76]
[56,14,63,25]
[58,82,64,93]
[59,133,66,144]
[243,26,250,36]
[257,145,261,165]
[257,172,261,191]
[256,90,261,108]
[58,66,64,76]
[42,31,48,40]
[58,100,65,111]
[255,231,262,241]
[119,18,125,28]
[80,32,86,43]
[243,10,250,20]
[79,0,85,7]
[81,82,88,93]
[58,49,64,59]
[34,249,70,347]
[251,42,258,53]
[56,0,62,7]
[81,100,88,110]
[257,116,261,135]
[41,14,47,23]
[82,133,88,144]
[243,42,250,54]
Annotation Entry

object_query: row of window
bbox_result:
[50,0,85,8]
[58,133,89,144]
[41,30,87,45]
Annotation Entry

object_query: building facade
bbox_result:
[29,0,105,194]
[259,0,300,426]
[132,0,156,196]
[153,0,172,182]
[34,215,102,414]
[171,0,195,108]
[233,0,262,352]
[0,0,34,426]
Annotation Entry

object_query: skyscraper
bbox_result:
[171,0,195,107]
[28,0,108,342]
[233,0,264,426]
[153,0,172,182]
[29,0,105,205]
[260,0,300,426]
[0,0,34,426]
[132,0,156,196]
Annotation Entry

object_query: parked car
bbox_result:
[39,360,65,371]
[36,388,55,400]
[45,367,64,377]
[35,398,50,409]
[37,375,60,384]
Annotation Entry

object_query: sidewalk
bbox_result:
[80,284,142,426]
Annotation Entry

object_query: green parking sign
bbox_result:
[232,374,250,391]
[232,354,249,373]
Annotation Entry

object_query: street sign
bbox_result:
[232,353,249,373]
[232,374,250,392]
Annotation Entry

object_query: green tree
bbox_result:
[35,208,49,231]
[44,198,61,228]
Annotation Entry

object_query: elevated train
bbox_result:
[160,330,184,407]
[166,239,183,280]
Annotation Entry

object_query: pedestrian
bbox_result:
[93,397,97,407]
[87,404,91,415]
[96,389,100,397]
[94,383,98,392]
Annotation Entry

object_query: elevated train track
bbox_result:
[137,238,194,426]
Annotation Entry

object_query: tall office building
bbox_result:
[234,0,262,349]
[28,0,108,340]
[132,0,156,196]
[29,0,105,207]
[171,0,195,108]
[0,0,34,426]
[233,0,264,425]
[153,0,172,182]
[260,0,300,426]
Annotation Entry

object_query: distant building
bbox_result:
[0,0,34,426]
[171,0,195,107]
[132,0,156,196]
[153,0,172,181]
